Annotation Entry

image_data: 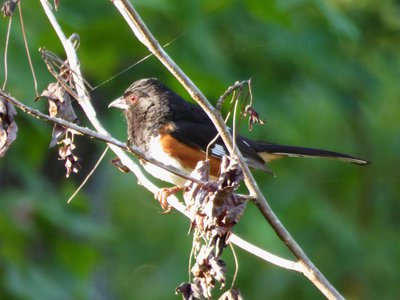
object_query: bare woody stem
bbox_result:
[111,1,344,299]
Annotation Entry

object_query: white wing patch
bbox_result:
[242,140,250,147]
[210,143,226,157]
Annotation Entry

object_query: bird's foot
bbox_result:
[155,186,183,213]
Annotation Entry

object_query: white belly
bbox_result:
[141,135,191,186]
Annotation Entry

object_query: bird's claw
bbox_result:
[155,186,183,213]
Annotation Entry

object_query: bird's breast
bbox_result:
[141,131,221,186]
[141,134,192,186]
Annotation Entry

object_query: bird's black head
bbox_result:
[108,78,164,112]
[109,78,175,144]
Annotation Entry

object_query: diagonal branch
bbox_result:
[111,1,344,299]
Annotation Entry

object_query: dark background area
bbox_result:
[0,0,399,299]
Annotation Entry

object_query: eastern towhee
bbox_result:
[109,78,369,208]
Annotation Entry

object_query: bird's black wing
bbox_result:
[169,119,270,172]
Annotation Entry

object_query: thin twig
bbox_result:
[216,80,249,111]
[229,242,239,289]
[40,0,96,118]
[229,235,302,272]
[91,36,182,91]
[2,17,12,90]
[67,145,109,204]
[111,1,344,299]
[18,2,39,97]
[40,48,94,92]
[231,89,240,151]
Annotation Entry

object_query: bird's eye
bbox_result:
[129,94,138,104]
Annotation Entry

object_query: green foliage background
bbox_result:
[0,0,399,299]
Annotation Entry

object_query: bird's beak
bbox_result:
[108,96,128,110]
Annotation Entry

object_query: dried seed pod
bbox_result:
[1,0,20,17]
[0,97,18,157]
[58,135,80,178]
[40,82,79,147]
[180,157,247,299]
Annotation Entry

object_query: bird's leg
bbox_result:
[155,186,184,213]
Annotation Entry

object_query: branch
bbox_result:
[111,1,344,299]
[0,89,301,273]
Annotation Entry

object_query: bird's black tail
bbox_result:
[251,142,370,165]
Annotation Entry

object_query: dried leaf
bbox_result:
[1,0,20,17]
[58,136,80,177]
[209,257,226,285]
[176,282,203,300]
[242,105,264,131]
[184,157,246,244]
[218,289,244,300]
[182,157,248,299]
[0,97,18,157]
[39,82,79,147]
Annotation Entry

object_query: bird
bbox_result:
[109,78,369,209]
